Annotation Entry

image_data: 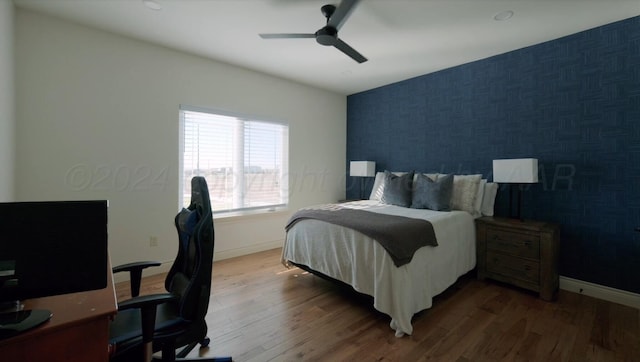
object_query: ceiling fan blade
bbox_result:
[333,38,367,63]
[259,33,315,39]
[328,0,359,30]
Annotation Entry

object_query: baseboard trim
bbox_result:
[560,276,640,310]
[112,240,284,284]
[213,239,284,261]
[118,245,640,310]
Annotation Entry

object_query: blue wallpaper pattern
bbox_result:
[346,16,640,293]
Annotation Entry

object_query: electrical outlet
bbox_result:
[149,236,158,247]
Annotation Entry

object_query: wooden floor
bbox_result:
[115,248,639,361]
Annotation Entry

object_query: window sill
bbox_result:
[213,207,290,224]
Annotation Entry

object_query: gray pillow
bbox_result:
[380,170,414,207]
[411,173,453,211]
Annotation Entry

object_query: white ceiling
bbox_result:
[13,0,640,95]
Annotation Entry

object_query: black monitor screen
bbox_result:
[0,200,108,303]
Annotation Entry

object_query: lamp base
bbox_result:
[508,184,524,221]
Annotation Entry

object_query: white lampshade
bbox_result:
[492,158,539,183]
[350,161,376,177]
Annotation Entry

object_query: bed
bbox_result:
[281,171,498,337]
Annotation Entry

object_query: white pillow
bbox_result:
[450,174,482,214]
[481,182,498,216]
[473,179,487,218]
[369,172,385,200]
[369,171,407,201]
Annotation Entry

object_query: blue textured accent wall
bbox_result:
[346,16,640,294]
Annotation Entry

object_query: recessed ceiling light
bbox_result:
[494,10,514,21]
[142,0,162,11]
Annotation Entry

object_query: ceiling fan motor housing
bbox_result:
[315,27,337,46]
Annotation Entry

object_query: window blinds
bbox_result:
[180,108,288,214]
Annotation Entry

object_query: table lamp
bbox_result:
[350,161,376,200]
[492,158,538,220]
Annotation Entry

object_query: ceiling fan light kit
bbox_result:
[259,0,368,63]
[315,26,337,46]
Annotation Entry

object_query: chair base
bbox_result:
[151,339,232,362]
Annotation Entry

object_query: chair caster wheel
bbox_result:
[200,337,210,348]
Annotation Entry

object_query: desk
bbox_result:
[0,265,117,361]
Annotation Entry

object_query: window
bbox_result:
[179,106,289,215]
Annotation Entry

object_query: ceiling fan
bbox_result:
[259,0,367,63]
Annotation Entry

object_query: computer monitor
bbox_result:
[0,200,108,338]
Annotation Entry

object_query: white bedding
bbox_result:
[281,200,476,337]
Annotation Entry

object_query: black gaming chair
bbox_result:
[109,176,230,362]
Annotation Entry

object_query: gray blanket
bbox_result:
[285,207,438,267]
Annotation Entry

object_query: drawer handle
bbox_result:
[492,237,509,244]
[491,237,533,248]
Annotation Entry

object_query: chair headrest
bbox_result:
[189,177,209,214]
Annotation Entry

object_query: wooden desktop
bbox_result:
[0,264,117,361]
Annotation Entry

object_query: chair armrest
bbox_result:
[113,261,161,274]
[117,293,178,348]
[117,293,177,311]
[113,261,162,297]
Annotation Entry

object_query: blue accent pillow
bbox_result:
[411,173,453,211]
[380,170,414,207]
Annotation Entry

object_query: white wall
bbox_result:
[0,1,15,201]
[15,9,347,269]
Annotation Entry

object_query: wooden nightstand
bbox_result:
[476,216,560,301]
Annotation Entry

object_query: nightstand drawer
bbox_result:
[486,228,539,259]
[486,252,540,284]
